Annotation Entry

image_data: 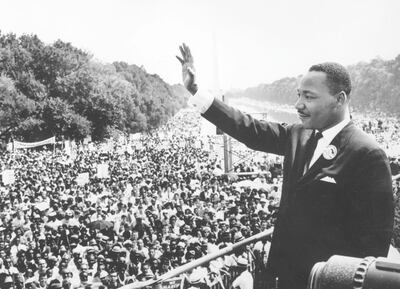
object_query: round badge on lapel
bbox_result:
[323,145,337,160]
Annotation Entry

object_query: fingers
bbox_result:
[176,56,184,65]
[183,43,193,62]
[179,45,186,59]
[178,43,194,63]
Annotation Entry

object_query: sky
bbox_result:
[1,0,400,91]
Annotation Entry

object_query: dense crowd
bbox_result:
[353,113,400,155]
[0,109,280,289]
[1,108,399,289]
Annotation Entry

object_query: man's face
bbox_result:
[87,255,96,266]
[39,275,47,286]
[142,264,150,273]
[137,239,144,249]
[106,240,113,250]
[38,259,47,271]
[295,71,339,131]
[4,258,12,268]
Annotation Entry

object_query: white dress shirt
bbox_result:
[188,89,215,114]
[309,116,351,168]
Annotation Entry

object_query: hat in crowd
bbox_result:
[49,256,58,262]
[177,242,186,248]
[99,270,109,279]
[123,240,133,247]
[236,256,248,267]
[202,226,211,233]
[70,235,79,244]
[105,258,113,264]
[100,235,110,242]
[132,250,144,259]
[234,232,245,242]
[60,268,72,276]
[49,282,63,289]
[112,245,123,253]
[87,248,97,255]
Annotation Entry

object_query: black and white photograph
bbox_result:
[0,1,400,289]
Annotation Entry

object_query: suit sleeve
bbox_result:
[202,98,291,156]
[345,147,394,257]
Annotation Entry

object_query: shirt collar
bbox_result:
[319,115,351,143]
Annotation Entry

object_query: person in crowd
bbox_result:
[231,257,253,289]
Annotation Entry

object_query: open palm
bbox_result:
[176,43,198,95]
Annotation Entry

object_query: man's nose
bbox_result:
[295,97,305,111]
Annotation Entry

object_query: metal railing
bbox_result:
[119,228,273,289]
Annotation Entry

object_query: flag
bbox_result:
[14,136,55,149]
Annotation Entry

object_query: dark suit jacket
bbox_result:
[202,99,394,289]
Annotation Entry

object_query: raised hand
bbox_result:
[176,43,198,95]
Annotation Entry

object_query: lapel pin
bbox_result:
[323,145,337,160]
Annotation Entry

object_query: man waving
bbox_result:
[177,43,394,289]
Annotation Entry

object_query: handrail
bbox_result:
[119,228,273,289]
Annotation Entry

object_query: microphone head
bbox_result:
[308,255,374,289]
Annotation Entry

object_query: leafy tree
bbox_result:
[0,75,40,140]
[0,32,187,142]
[226,55,400,117]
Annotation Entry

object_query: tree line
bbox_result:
[226,55,400,117]
[0,32,189,142]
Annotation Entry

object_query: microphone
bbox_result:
[308,255,400,289]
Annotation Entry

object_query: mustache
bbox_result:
[297,110,308,115]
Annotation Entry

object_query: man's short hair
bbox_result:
[309,62,352,97]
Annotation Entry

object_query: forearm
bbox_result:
[202,98,290,155]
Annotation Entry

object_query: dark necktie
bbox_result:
[304,130,323,173]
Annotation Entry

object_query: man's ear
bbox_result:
[336,91,347,106]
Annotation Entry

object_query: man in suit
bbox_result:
[177,44,394,289]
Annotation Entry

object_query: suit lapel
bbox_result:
[297,121,355,185]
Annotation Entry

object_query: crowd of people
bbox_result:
[1,107,399,289]
[0,109,281,289]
